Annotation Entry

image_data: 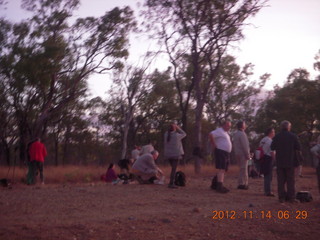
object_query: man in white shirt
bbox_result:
[209,120,232,193]
[131,145,141,163]
[259,128,275,196]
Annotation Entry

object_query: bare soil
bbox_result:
[1,166,319,240]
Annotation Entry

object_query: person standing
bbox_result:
[271,121,301,203]
[209,120,232,193]
[164,123,187,188]
[259,128,276,196]
[310,135,320,193]
[233,121,250,190]
[29,137,47,184]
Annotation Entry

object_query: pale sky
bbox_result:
[1,0,320,97]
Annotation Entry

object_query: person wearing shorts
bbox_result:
[209,120,232,193]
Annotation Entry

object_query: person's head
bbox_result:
[168,123,177,132]
[135,145,141,150]
[265,127,275,138]
[221,120,231,132]
[108,163,114,170]
[281,120,291,131]
[236,120,246,130]
[151,150,159,160]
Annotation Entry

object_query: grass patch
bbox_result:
[0,163,238,185]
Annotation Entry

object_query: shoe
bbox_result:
[265,192,275,197]
[168,184,178,189]
[216,182,229,193]
[237,185,249,190]
[279,198,285,203]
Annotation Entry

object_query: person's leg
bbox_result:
[215,149,229,193]
[38,162,44,183]
[317,164,320,193]
[239,157,249,187]
[277,167,286,202]
[264,172,272,195]
[286,167,296,201]
[237,155,243,186]
[217,169,225,183]
[27,161,35,185]
[169,158,179,186]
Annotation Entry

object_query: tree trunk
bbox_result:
[62,125,71,165]
[121,110,133,159]
[193,100,204,174]
[54,136,59,166]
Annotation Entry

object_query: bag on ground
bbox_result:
[174,171,186,186]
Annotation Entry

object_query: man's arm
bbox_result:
[209,133,216,150]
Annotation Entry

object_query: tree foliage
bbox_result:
[0,0,135,164]
[255,68,320,135]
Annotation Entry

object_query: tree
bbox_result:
[0,0,136,163]
[110,65,152,159]
[206,55,268,125]
[100,67,180,160]
[144,0,267,172]
[255,68,320,135]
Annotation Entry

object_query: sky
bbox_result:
[1,0,320,97]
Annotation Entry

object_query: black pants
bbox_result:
[276,167,295,201]
[317,165,320,193]
[169,158,179,185]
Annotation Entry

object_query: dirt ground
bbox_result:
[1,166,320,240]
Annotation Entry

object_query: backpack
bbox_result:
[296,191,313,202]
[255,146,264,160]
[174,171,186,186]
[210,175,218,190]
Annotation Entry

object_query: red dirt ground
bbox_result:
[0,166,319,240]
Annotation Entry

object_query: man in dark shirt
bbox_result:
[271,121,301,203]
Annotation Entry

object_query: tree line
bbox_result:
[0,0,319,170]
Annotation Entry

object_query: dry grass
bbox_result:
[0,163,240,185]
[2,164,315,185]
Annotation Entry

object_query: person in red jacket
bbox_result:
[28,137,47,184]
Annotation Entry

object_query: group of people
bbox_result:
[210,119,320,203]
[26,120,319,203]
[103,123,187,188]
[101,119,320,202]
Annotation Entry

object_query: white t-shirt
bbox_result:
[210,128,232,153]
[259,136,273,157]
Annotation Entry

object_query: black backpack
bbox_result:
[296,191,313,202]
[174,171,186,186]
